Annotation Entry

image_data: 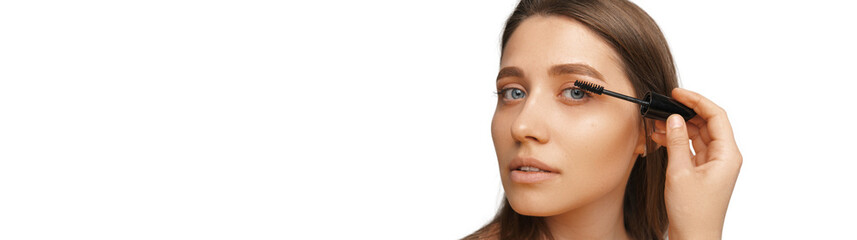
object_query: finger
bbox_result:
[685,122,700,140]
[688,116,711,144]
[671,88,735,142]
[694,142,708,166]
[654,122,708,158]
[690,132,707,160]
[665,114,693,171]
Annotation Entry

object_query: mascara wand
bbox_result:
[574,80,696,121]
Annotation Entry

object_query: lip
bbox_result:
[508,156,560,173]
[508,156,560,184]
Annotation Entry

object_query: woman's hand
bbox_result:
[650,88,742,240]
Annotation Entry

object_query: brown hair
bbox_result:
[465,0,678,239]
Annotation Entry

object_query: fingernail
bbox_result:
[668,115,684,129]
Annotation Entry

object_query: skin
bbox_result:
[653,91,743,240]
[491,15,742,240]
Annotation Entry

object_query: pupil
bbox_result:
[572,89,583,99]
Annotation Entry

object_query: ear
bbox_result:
[634,118,652,157]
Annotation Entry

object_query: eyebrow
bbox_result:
[496,67,523,81]
[496,63,607,83]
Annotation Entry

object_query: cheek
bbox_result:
[491,109,517,141]
[491,110,514,154]
[557,107,639,184]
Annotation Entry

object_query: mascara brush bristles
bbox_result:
[574,80,604,94]
[573,80,649,106]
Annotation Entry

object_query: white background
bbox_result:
[1,0,855,239]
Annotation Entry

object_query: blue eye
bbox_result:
[562,88,587,100]
[502,88,526,100]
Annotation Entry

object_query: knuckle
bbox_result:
[666,174,681,183]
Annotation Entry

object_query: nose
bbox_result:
[510,91,550,144]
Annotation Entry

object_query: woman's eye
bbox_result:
[562,88,587,100]
[502,88,526,100]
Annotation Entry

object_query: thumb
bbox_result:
[665,114,693,171]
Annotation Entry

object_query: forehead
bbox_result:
[500,15,624,80]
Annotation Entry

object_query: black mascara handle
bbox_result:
[640,92,696,121]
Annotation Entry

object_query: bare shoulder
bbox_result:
[461,222,499,240]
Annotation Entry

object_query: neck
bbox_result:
[544,181,630,240]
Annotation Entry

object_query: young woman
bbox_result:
[466,0,742,239]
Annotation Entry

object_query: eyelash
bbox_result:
[494,87,591,102]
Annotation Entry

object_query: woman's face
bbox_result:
[492,15,647,216]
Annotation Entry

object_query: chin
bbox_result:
[506,191,570,217]
[509,200,563,217]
